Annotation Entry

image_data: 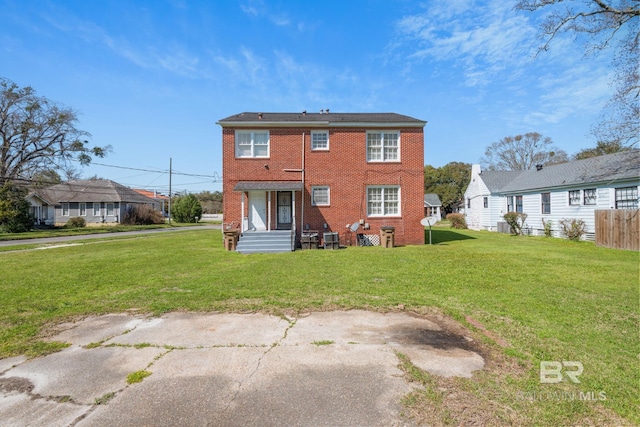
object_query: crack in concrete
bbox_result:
[220,316,298,415]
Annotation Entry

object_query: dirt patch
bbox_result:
[0,376,34,394]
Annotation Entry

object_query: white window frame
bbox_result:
[568,190,581,206]
[79,203,86,216]
[311,130,329,151]
[93,203,101,216]
[583,189,597,205]
[366,131,400,162]
[62,203,69,217]
[615,186,638,209]
[367,186,400,217]
[235,130,270,158]
[541,192,551,214]
[311,186,330,206]
[106,203,115,216]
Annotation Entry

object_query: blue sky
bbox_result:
[1,0,615,194]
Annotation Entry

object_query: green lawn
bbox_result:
[0,228,637,424]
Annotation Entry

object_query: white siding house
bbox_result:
[463,151,640,239]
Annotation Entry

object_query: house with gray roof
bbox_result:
[217,111,426,252]
[463,150,639,238]
[424,193,442,219]
[27,179,161,226]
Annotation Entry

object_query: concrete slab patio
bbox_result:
[0,310,485,426]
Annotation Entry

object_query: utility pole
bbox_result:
[168,158,172,225]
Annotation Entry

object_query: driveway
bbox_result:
[0,311,484,426]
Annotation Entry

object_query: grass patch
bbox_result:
[94,391,116,405]
[311,340,335,346]
[126,370,152,384]
[0,228,637,424]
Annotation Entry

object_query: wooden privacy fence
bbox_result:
[595,209,639,251]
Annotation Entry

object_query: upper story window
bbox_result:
[583,189,597,205]
[235,130,269,158]
[615,186,638,209]
[541,192,551,214]
[311,131,329,151]
[367,186,400,216]
[311,186,330,206]
[367,131,399,162]
[568,190,581,206]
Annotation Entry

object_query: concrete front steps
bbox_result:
[236,230,294,254]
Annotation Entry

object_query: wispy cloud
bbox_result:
[394,0,537,87]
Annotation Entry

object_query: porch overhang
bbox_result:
[233,181,304,192]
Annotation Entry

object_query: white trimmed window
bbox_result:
[367,186,400,216]
[367,131,399,162]
[568,190,581,206]
[584,189,596,205]
[311,186,330,206]
[235,130,269,158]
[79,203,86,216]
[62,203,69,216]
[541,192,551,214]
[615,186,638,209]
[311,131,329,150]
[93,203,101,216]
[106,203,115,216]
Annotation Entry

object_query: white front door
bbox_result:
[248,191,267,231]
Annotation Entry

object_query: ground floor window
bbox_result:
[311,186,330,206]
[515,195,523,213]
[483,197,488,208]
[107,203,115,216]
[367,186,400,216]
[615,187,638,209]
[94,203,101,216]
[541,192,551,214]
[62,203,69,216]
[79,203,86,216]
[568,190,581,206]
[584,189,597,205]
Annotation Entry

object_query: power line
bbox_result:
[89,162,222,181]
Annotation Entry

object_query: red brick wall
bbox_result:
[222,126,425,246]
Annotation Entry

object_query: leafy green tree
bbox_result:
[0,78,110,184]
[194,190,223,214]
[172,194,203,223]
[574,140,633,160]
[424,162,471,214]
[0,181,33,233]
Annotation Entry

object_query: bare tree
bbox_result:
[481,132,569,170]
[516,0,639,147]
[0,78,110,185]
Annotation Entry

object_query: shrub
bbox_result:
[542,219,553,237]
[172,194,203,223]
[65,217,86,228]
[446,213,467,229]
[121,204,165,225]
[0,181,33,233]
[559,218,587,241]
[503,212,528,235]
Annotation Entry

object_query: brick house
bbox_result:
[217,111,426,252]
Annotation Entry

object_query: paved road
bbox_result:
[0,311,485,426]
[0,225,220,248]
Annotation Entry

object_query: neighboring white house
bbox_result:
[424,193,442,219]
[463,150,640,238]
